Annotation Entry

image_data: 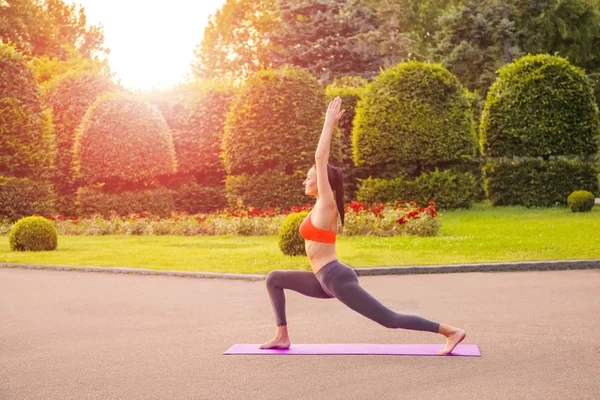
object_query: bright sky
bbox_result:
[67,0,227,91]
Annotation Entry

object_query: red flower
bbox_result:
[396,200,406,205]
[427,207,438,218]
[406,211,419,219]
[348,201,368,213]
[429,201,436,207]
[396,217,407,225]
[290,206,302,213]
[372,204,385,218]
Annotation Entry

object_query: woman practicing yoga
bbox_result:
[260,97,466,355]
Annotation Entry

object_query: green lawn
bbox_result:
[1,203,599,274]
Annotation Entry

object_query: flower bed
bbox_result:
[0,201,439,237]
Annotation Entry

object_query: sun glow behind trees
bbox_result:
[65,0,226,91]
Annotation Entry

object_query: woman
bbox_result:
[260,97,466,355]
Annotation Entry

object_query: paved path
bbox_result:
[1,268,599,400]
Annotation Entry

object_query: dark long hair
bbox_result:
[327,164,345,226]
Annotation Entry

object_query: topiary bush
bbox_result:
[223,66,341,208]
[0,98,55,179]
[0,177,54,222]
[175,83,233,185]
[0,44,43,114]
[1,44,56,220]
[172,182,227,214]
[76,186,176,218]
[356,169,477,209]
[326,78,368,201]
[73,92,176,188]
[352,60,477,175]
[567,190,595,213]
[225,170,307,210]
[480,54,600,158]
[9,216,58,251]
[223,67,342,175]
[483,160,599,207]
[42,71,115,215]
[278,211,309,256]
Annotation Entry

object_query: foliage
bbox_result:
[480,54,600,158]
[343,200,440,237]
[0,0,107,60]
[0,176,54,222]
[191,0,279,80]
[43,71,115,215]
[357,169,478,209]
[353,61,477,175]
[278,211,309,256]
[223,67,334,176]
[483,159,599,207]
[176,83,233,185]
[433,0,520,93]
[567,189,596,212]
[326,79,368,201]
[225,170,309,210]
[9,215,57,251]
[76,186,176,218]
[269,0,382,84]
[73,92,177,187]
[172,182,228,214]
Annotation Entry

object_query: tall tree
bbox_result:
[362,0,457,65]
[191,0,279,80]
[0,0,107,60]
[268,0,383,83]
[515,0,600,70]
[433,0,520,93]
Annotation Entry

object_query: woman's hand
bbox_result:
[325,96,345,126]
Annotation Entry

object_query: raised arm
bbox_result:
[315,97,345,204]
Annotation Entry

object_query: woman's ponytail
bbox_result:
[327,164,345,226]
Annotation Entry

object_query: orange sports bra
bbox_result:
[299,211,337,244]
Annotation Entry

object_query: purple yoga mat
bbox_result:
[224,344,481,357]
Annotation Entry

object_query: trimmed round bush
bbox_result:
[43,71,115,214]
[223,66,332,176]
[567,190,595,213]
[74,92,176,186]
[1,45,55,179]
[0,44,42,114]
[1,44,56,219]
[278,211,309,256]
[483,160,599,207]
[352,61,477,174]
[480,54,600,158]
[9,216,58,251]
[225,171,307,210]
[176,83,233,184]
[0,98,54,179]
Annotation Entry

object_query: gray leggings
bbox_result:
[265,260,440,333]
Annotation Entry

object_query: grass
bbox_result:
[1,203,599,274]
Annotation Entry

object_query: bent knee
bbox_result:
[265,270,282,287]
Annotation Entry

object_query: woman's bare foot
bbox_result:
[259,325,291,349]
[259,336,290,349]
[437,324,467,355]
